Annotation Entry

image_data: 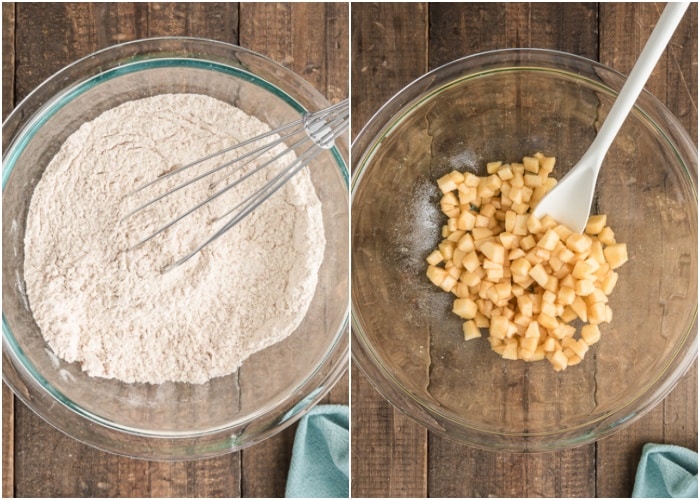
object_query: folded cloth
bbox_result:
[633,443,698,498]
[286,404,349,498]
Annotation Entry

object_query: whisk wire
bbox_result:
[128,98,349,270]
[215,141,320,224]
[129,130,311,249]
[124,118,308,220]
[161,144,324,272]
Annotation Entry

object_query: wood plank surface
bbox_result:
[595,3,698,498]
[2,2,348,498]
[2,5,16,497]
[350,3,430,498]
[238,3,349,497]
[350,2,697,498]
[4,1,697,498]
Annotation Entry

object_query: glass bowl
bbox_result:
[351,49,697,452]
[3,37,349,460]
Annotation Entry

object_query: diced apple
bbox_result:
[463,320,482,341]
[537,313,559,330]
[548,350,568,371]
[480,240,506,264]
[598,226,616,245]
[471,227,494,242]
[520,336,539,353]
[447,265,461,280]
[427,154,627,371]
[525,321,540,339]
[572,259,595,280]
[440,275,457,293]
[570,295,588,322]
[489,315,510,340]
[457,210,477,231]
[574,279,595,296]
[453,282,471,299]
[585,214,607,235]
[512,214,529,236]
[453,298,478,319]
[537,228,560,251]
[551,323,576,340]
[426,250,443,266]
[426,265,447,287]
[560,306,578,323]
[437,172,459,193]
[528,263,550,288]
[587,302,607,325]
[604,243,628,269]
[566,233,592,254]
[519,234,537,251]
[521,156,538,173]
[600,271,619,295]
[581,324,601,346]
[501,339,519,360]
[556,286,576,306]
[498,231,518,249]
[497,164,514,180]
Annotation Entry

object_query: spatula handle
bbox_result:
[590,2,690,165]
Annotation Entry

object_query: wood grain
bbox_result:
[350,2,430,498]
[2,2,16,497]
[3,2,348,498]
[350,2,429,140]
[594,3,698,498]
[1,2,15,120]
[2,384,13,498]
[4,1,697,497]
[239,2,349,103]
[428,2,598,66]
[237,3,349,497]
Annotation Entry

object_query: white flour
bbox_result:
[23,94,326,384]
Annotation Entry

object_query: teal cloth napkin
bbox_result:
[633,443,698,498]
[285,404,349,498]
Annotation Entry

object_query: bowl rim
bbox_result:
[350,47,698,452]
[2,36,350,459]
[352,48,698,193]
[2,36,305,127]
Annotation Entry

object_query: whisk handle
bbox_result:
[303,98,349,149]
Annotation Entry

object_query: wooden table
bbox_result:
[2,3,348,497]
[3,2,698,498]
[351,3,697,497]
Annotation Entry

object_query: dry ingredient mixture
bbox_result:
[426,154,628,371]
[24,94,326,384]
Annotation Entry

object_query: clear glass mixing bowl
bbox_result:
[352,49,697,452]
[3,37,349,460]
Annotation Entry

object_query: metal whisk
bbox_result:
[124,98,349,271]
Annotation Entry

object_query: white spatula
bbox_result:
[532,2,690,233]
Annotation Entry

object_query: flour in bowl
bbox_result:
[23,94,326,384]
